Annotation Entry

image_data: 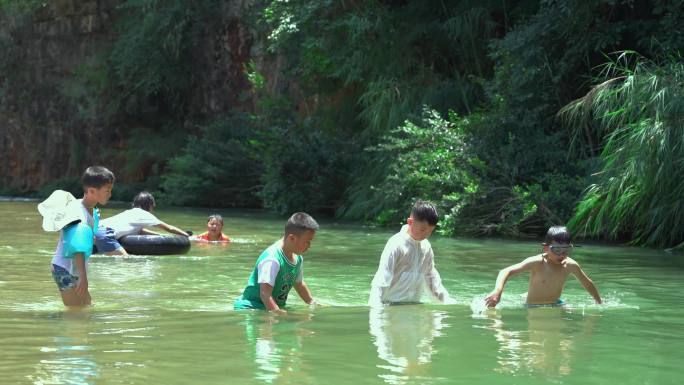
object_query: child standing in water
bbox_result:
[368,201,453,307]
[234,212,319,313]
[484,226,602,307]
[38,166,115,307]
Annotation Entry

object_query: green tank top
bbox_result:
[241,243,302,308]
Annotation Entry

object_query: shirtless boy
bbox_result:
[484,226,602,307]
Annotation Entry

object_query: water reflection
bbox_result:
[369,305,448,384]
[484,307,598,378]
[243,312,315,384]
[28,309,99,384]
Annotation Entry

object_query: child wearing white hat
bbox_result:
[38,166,115,307]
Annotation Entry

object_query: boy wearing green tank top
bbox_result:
[234,212,319,313]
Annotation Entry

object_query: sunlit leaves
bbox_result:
[562,52,684,247]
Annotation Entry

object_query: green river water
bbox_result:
[1,200,682,385]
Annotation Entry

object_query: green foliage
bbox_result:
[109,0,213,120]
[639,0,684,53]
[262,0,503,133]
[339,106,572,237]
[259,118,356,215]
[245,60,266,91]
[258,0,684,239]
[34,178,82,199]
[453,184,540,238]
[561,52,684,247]
[60,55,111,123]
[339,107,482,232]
[0,34,17,74]
[6,0,684,247]
[109,181,155,203]
[0,0,43,16]
[115,124,188,182]
[0,185,20,196]
[468,0,648,235]
[160,115,264,207]
[259,0,525,231]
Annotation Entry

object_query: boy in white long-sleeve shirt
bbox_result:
[368,201,453,307]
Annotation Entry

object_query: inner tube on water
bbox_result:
[119,235,191,255]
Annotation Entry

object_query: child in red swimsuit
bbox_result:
[194,214,230,242]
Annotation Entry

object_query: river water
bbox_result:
[1,201,682,384]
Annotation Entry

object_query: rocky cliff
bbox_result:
[0,0,268,192]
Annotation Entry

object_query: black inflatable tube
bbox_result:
[119,235,191,255]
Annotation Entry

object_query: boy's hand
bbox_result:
[75,276,89,297]
[308,299,330,308]
[484,291,501,308]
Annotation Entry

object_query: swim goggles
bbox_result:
[549,244,574,256]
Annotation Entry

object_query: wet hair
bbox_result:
[132,191,156,211]
[544,226,572,244]
[410,200,438,226]
[207,214,224,225]
[285,212,319,236]
[81,166,115,188]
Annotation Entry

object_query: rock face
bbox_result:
[0,1,117,191]
[0,0,265,192]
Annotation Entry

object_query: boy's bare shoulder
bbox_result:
[524,254,545,264]
[563,256,581,269]
[514,254,544,270]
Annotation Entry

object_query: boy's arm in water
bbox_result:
[484,256,539,308]
[155,222,189,237]
[60,252,91,307]
[424,248,452,303]
[568,260,602,304]
[74,253,88,297]
[294,281,314,304]
[259,283,285,313]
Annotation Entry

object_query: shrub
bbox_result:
[160,115,264,207]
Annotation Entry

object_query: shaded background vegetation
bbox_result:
[1,0,683,248]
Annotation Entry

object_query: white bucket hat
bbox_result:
[37,190,84,231]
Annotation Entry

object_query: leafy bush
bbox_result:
[465,0,626,235]
[160,115,264,207]
[561,52,684,248]
[33,177,156,203]
[339,107,482,232]
[0,0,43,16]
[34,178,82,199]
[111,124,188,183]
[261,0,500,134]
[259,118,357,215]
[109,0,212,120]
